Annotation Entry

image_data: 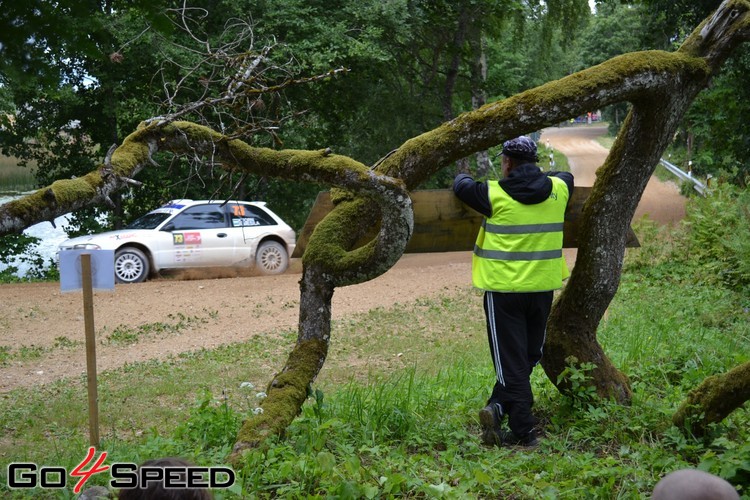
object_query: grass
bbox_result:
[0,156,36,193]
[0,310,220,366]
[0,258,748,498]
[538,143,571,173]
[101,310,219,346]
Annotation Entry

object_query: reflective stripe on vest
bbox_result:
[472,176,570,292]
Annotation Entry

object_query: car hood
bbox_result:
[59,229,154,249]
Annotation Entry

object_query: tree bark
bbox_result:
[672,361,750,437]
[468,11,491,178]
[544,0,750,402]
[443,6,471,174]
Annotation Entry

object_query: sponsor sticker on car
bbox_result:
[173,232,202,246]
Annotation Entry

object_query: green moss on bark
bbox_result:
[673,361,750,436]
[231,338,328,462]
[48,175,100,205]
[303,198,380,272]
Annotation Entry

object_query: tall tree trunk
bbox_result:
[443,7,471,173]
[543,0,750,401]
[544,91,702,402]
[469,16,491,178]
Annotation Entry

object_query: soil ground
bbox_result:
[0,124,686,393]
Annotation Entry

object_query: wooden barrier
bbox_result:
[292,188,638,258]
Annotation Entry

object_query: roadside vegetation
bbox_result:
[0,158,35,194]
[1,185,747,498]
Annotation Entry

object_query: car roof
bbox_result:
[164,199,268,207]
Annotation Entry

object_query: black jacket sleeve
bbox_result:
[547,171,574,202]
[453,173,492,217]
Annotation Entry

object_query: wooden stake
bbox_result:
[81,253,100,447]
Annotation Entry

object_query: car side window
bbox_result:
[170,205,227,230]
[227,204,276,227]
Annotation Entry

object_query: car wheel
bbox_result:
[255,241,289,275]
[114,247,150,283]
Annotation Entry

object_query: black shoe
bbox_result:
[478,403,504,447]
[501,429,539,448]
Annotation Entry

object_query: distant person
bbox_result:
[453,136,574,447]
[652,469,739,499]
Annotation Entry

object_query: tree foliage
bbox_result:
[620,0,750,183]
[676,46,750,184]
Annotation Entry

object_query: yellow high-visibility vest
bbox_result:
[472,176,570,292]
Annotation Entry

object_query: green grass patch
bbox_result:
[538,143,571,173]
[100,310,219,346]
[0,156,36,192]
[595,132,615,151]
[0,310,221,366]
[1,272,747,498]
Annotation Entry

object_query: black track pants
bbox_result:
[483,290,553,436]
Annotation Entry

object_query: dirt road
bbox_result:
[541,124,686,224]
[0,125,686,392]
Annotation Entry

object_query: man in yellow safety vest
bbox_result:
[453,135,573,447]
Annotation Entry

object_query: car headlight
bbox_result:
[72,243,102,250]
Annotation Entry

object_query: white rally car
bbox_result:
[57,199,296,283]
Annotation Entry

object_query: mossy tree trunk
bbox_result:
[544,0,750,402]
[1,0,749,460]
[672,361,750,437]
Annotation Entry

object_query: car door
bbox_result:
[161,204,235,268]
[228,203,278,261]
[225,203,278,264]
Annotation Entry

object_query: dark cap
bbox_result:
[501,136,538,162]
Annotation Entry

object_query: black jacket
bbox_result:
[453,164,574,217]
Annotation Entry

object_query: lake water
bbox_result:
[0,193,72,277]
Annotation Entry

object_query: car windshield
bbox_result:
[126,212,171,229]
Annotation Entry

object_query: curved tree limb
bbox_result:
[0,49,710,238]
[673,361,750,437]
[0,50,711,239]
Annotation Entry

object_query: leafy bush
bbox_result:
[0,233,59,282]
[682,183,750,293]
[626,183,750,299]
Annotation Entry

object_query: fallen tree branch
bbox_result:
[673,361,750,437]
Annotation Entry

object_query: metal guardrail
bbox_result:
[658,159,708,195]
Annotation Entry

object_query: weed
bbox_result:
[557,357,599,404]
[0,345,10,365]
[101,309,219,346]
[174,390,240,455]
[53,336,82,349]
[16,345,45,360]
